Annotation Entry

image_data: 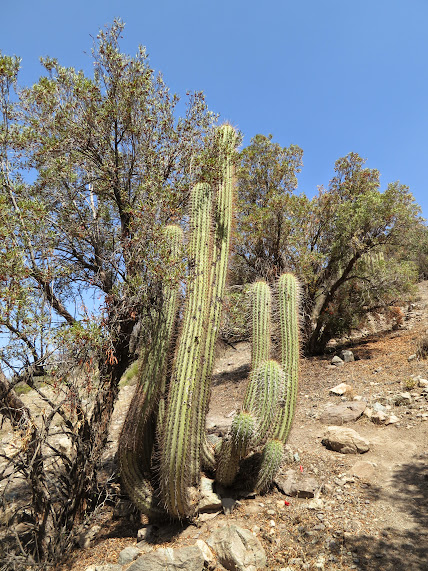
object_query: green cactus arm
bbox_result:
[255,439,284,492]
[272,273,300,442]
[250,280,272,373]
[191,124,237,481]
[215,437,241,487]
[242,359,285,444]
[160,182,214,518]
[119,225,183,516]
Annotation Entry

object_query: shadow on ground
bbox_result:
[344,453,428,570]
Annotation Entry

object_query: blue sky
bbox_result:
[2,0,428,218]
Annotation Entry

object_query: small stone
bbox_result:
[408,354,417,362]
[340,350,355,362]
[320,401,366,425]
[371,411,388,424]
[207,524,267,571]
[372,402,386,413]
[394,392,412,406]
[307,498,324,510]
[329,382,353,396]
[363,407,373,419]
[275,470,319,498]
[194,540,216,567]
[385,414,400,425]
[331,356,344,367]
[418,378,428,388]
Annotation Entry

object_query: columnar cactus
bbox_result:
[119,224,183,517]
[119,125,300,520]
[217,274,300,491]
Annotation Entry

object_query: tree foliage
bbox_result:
[232,139,423,353]
[0,20,216,566]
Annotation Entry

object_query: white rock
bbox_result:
[385,414,400,425]
[329,383,352,396]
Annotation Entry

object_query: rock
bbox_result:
[340,350,354,362]
[363,407,373,419]
[408,354,417,362]
[371,411,388,424]
[319,401,366,424]
[385,414,400,425]
[322,426,370,454]
[137,525,154,542]
[331,356,344,367]
[275,470,319,498]
[207,524,267,571]
[118,546,141,565]
[329,383,353,396]
[195,539,216,568]
[394,392,412,406]
[348,460,376,482]
[198,477,222,512]
[307,498,324,510]
[418,378,428,388]
[128,545,205,571]
[372,402,386,413]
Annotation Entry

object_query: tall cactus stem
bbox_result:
[272,273,299,442]
[250,280,271,372]
[119,225,183,516]
[191,125,237,486]
[160,182,213,518]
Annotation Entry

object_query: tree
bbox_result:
[232,134,304,282]
[0,20,216,566]
[233,138,423,354]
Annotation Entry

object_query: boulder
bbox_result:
[331,356,344,367]
[118,546,141,565]
[207,524,267,571]
[275,469,319,498]
[127,545,205,571]
[320,401,366,425]
[322,426,370,454]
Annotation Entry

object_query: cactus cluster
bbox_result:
[216,273,299,491]
[119,124,300,520]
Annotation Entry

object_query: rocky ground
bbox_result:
[3,284,428,570]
